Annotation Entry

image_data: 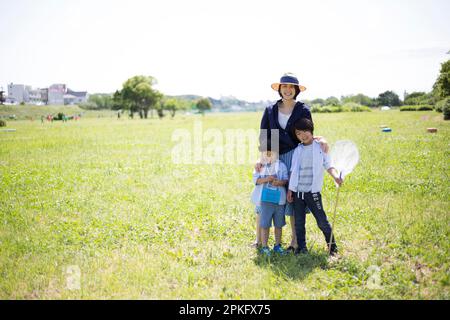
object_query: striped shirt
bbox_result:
[297,144,313,192]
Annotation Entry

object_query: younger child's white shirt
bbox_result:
[251,160,288,206]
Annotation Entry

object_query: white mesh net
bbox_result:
[330,140,359,179]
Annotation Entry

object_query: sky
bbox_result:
[0,0,449,102]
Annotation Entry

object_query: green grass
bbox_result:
[0,104,117,120]
[0,108,449,299]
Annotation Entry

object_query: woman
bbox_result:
[255,73,329,253]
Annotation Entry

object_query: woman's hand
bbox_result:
[314,136,329,153]
[254,162,263,172]
[287,190,294,203]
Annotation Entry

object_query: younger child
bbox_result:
[251,147,289,256]
[287,118,343,256]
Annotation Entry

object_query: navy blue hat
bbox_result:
[271,73,306,92]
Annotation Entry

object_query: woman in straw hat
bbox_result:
[254,72,329,254]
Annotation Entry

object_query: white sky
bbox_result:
[0,0,449,102]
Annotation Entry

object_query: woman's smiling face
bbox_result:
[280,84,296,100]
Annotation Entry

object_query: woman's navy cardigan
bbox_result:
[259,99,312,155]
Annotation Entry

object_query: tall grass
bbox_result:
[0,110,448,299]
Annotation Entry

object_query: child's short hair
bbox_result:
[292,118,314,137]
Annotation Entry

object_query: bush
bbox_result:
[311,105,350,113]
[341,106,352,112]
[400,105,417,111]
[435,98,449,113]
[400,105,433,111]
[310,104,322,113]
[352,105,371,112]
[343,102,360,109]
[343,102,372,112]
[444,101,450,120]
[322,105,343,113]
[333,105,343,112]
[417,105,433,111]
[311,103,371,113]
[0,119,6,127]
[78,102,99,110]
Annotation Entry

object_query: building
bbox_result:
[64,88,88,105]
[6,82,87,105]
[28,87,44,104]
[7,83,27,103]
[48,84,66,105]
[40,88,49,105]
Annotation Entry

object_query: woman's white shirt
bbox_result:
[278,110,291,130]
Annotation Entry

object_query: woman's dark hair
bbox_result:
[278,85,301,100]
[292,118,314,142]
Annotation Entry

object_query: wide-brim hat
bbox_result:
[271,73,306,92]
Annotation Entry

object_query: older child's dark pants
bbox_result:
[293,192,336,250]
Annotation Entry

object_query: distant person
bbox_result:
[253,73,329,253]
[118,111,121,119]
[251,146,289,256]
[287,118,342,256]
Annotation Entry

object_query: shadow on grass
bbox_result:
[253,249,330,281]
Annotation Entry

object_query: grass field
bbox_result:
[0,104,117,120]
[0,109,449,299]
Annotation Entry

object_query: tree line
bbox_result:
[79,75,211,118]
[305,58,449,117]
[79,58,449,118]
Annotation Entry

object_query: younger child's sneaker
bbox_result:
[259,246,271,257]
[273,244,286,255]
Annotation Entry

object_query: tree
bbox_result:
[112,90,126,110]
[196,98,212,115]
[163,97,186,118]
[0,88,5,105]
[119,75,162,119]
[404,92,433,105]
[88,94,114,109]
[432,59,450,100]
[310,98,325,106]
[341,93,376,107]
[325,96,340,106]
[377,91,401,106]
[156,101,165,119]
